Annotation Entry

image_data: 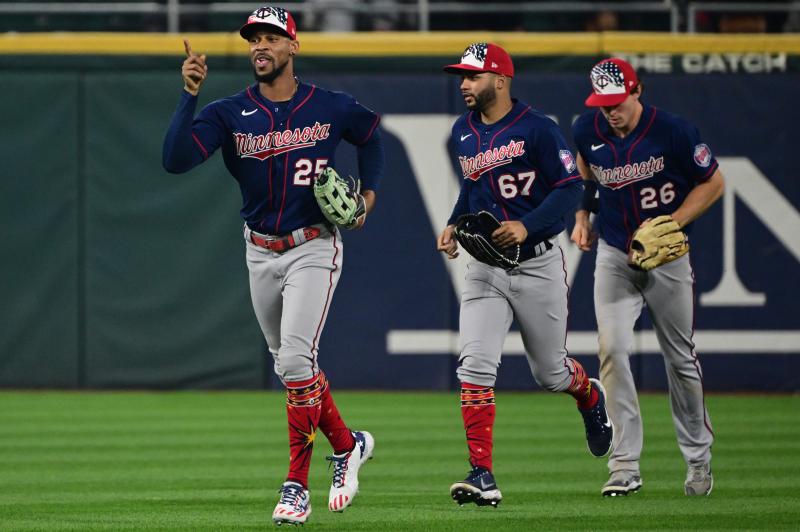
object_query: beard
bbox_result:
[465,84,497,112]
[253,56,289,84]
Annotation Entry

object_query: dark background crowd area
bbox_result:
[0,0,797,34]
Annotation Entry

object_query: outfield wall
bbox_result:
[0,33,798,390]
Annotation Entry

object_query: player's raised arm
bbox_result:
[181,39,208,96]
[162,39,220,173]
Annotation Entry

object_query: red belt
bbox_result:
[249,226,322,253]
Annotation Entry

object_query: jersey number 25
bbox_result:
[294,158,329,186]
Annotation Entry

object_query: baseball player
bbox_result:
[436,43,613,508]
[162,6,384,525]
[571,58,724,497]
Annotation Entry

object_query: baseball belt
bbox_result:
[519,238,554,262]
[246,225,323,253]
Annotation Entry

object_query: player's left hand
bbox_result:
[492,221,527,248]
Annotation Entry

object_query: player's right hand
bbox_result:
[437,225,459,259]
[571,211,597,252]
[182,39,208,96]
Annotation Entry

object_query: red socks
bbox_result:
[458,362,598,475]
[565,357,599,410]
[317,372,355,454]
[285,374,324,487]
[285,372,355,487]
[460,383,496,471]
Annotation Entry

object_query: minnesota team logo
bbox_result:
[559,149,577,172]
[233,122,331,161]
[459,139,525,181]
[461,43,488,67]
[694,143,712,167]
[591,61,627,95]
[254,6,287,25]
[590,156,665,189]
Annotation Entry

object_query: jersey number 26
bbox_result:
[640,182,676,209]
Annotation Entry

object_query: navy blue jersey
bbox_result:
[163,81,383,235]
[573,104,719,253]
[448,100,582,255]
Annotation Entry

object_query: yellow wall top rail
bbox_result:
[2,32,799,56]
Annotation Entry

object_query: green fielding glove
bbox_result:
[313,167,366,229]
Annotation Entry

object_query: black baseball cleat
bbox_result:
[449,466,503,507]
[579,378,614,457]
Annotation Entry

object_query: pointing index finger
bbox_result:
[183,38,194,57]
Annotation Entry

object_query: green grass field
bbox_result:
[1,391,798,531]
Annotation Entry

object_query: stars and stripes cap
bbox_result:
[240,6,297,40]
[585,58,639,107]
[443,42,514,77]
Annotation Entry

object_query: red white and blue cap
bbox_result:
[443,42,515,77]
[585,58,639,107]
[240,6,297,40]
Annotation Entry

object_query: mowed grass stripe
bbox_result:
[0,392,798,531]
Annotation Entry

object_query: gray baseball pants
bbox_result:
[457,242,575,392]
[595,239,714,474]
[245,225,343,383]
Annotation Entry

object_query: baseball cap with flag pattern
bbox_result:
[585,58,639,107]
[240,6,297,40]
[443,42,514,78]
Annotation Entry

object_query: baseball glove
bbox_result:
[628,215,689,271]
[313,167,366,229]
[454,211,520,271]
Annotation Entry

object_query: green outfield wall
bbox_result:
[1,33,798,390]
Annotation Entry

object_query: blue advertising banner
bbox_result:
[313,72,800,392]
[1,70,797,391]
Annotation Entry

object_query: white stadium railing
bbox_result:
[0,1,677,33]
[0,1,795,33]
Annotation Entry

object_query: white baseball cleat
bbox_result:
[326,430,375,512]
[272,481,311,526]
[601,470,642,497]
[685,463,713,496]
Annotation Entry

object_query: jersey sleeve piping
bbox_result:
[699,160,719,181]
[357,114,381,146]
[552,174,581,187]
[191,133,209,159]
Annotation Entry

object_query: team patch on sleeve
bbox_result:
[693,143,712,167]
[559,149,577,172]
